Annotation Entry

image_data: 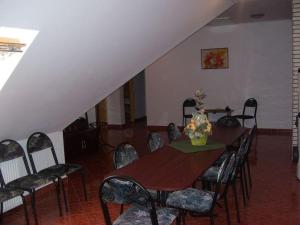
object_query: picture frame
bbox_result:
[201,48,229,69]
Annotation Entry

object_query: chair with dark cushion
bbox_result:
[0,139,62,225]
[166,156,230,225]
[234,98,258,127]
[147,132,164,152]
[183,98,196,126]
[26,132,88,212]
[167,123,181,144]
[0,186,29,225]
[216,116,241,128]
[100,175,180,225]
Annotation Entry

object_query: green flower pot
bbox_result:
[191,135,207,146]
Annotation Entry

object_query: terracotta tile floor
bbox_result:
[3,124,300,225]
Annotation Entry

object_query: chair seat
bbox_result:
[234,115,254,120]
[202,166,219,182]
[113,206,178,225]
[7,174,52,191]
[38,163,82,177]
[166,188,214,213]
[0,187,23,202]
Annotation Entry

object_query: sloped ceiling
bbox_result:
[0,0,235,140]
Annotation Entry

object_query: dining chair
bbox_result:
[147,132,164,152]
[166,156,230,225]
[113,143,159,209]
[182,98,196,127]
[0,139,62,225]
[0,186,29,225]
[99,175,180,225]
[167,123,181,144]
[26,132,88,212]
[234,98,258,127]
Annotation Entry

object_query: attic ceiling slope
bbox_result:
[0,0,235,140]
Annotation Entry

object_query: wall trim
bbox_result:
[147,125,292,136]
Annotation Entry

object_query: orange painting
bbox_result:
[201,48,228,69]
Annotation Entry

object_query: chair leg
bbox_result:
[54,180,63,216]
[210,214,215,225]
[224,195,231,225]
[80,170,88,201]
[21,195,30,225]
[0,202,3,223]
[31,191,39,225]
[120,204,124,214]
[232,182,241,223]
[246,159,252,188]
[242,166,250,200]
[240,170,247,206]
[176,213,181,225]
[60,178,69,212]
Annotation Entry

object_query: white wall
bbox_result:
[146,20,292,129]
[1,131,64,211]
[107,87,125,125]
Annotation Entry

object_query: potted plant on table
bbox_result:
[184,90,212,146]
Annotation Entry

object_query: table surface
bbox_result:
[106,126,246,191]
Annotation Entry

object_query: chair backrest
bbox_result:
[216,116,241,128]
[0,139,32,178]
[182,98,196,126]
[113,143,139,169]
[100,175,158,225]
[243,98,257,116]
[27,132,59,174]
[148,132,164,152]
[167,123,181,144]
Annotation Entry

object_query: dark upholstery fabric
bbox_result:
[37,163,82,177]
[0,141,24,163]
[6,174,52,191]
[27,133,53,153]
[0,187,24,202]
[216,116,241,128]
[113,206,178,225]
[148,133,164,152]
[114,144,139,169]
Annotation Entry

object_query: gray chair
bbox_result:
[147,132,164,152]
[0,139,62,225]
[0,186,29,225]
[100,175,180,225]
[166,156,232,225]
[167,123,181,144]
[26,132,87,213]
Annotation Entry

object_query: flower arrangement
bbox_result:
[184,90,212,145]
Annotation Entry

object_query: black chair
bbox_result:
[26,132,88,212]
[216,116,241,128]
[147,132,164,152]
[234,98,258,127]
[167,123,181,144]
[0,187,29,225]
[100,175,180,225]
[0,139,62,225]
[166,157,230,225]
[182,98,196,126]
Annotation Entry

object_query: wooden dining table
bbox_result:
[106,126,246,192]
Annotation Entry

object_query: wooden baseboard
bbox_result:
[147,125,292,136]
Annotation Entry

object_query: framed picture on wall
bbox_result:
[201,48,229,69]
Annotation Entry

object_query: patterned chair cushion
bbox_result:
[148,133,164,152]
[0,188,23,202]
[114,144,139,169]
[167,123,181,143]
[113,206,178,225]
[6,174,52,191]
[201,166,219,182]
[166,188,214,213]
[38,163,82,177]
